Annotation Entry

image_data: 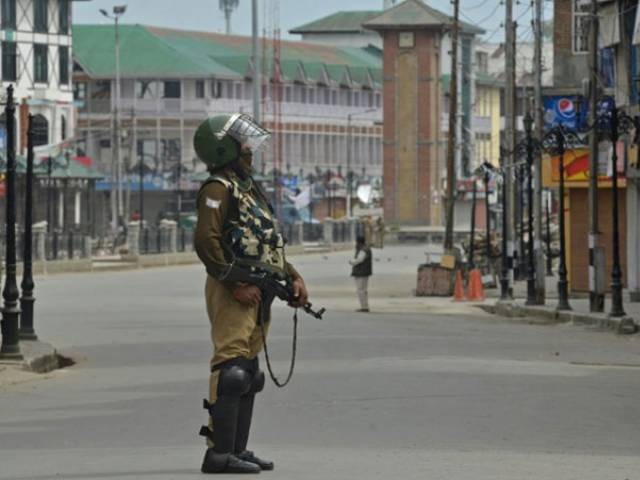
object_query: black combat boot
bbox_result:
[236,450,274,471]
[201,449,261,474]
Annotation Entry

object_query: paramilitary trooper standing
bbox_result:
[193,114,309,474]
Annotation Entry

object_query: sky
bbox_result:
[73,0,552,44]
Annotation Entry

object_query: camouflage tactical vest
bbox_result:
[204,174,287,278]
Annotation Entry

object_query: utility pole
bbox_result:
[101,6,127,234]
[251,0,262,169]
[504,0,515,295]
[588,0,604,312]
[444,0,460,252]
[533,0,545,304]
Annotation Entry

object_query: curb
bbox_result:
[480,302,639,334]
[0,340,59,375]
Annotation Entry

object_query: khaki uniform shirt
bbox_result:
[194,171,300,367]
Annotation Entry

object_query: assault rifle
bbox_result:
[220,264,325,320]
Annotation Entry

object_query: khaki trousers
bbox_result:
[354,276,369,310]
[205,275,269,445]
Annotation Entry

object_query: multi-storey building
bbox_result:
[72,23,385,226]
[0,0,78,152]
[549,0,640,296]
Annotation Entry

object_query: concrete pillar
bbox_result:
[82,236,92,259]
[323,218,334,245]
[295,221,304,245]
[128,221,141,257]
[349,219,357,244]
[33,223,47,262]
[162,219,178,253]
[627,175,640,301]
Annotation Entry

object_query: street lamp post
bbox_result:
[499,147,510,301]
[577,99,637,317]
[0,85,23,359]
[524,113,536,305]
[468,178,477,270]
[606,108,627,317]
[100,5,127,234]
[543,126,572,311]
[20,114,37,340]
[545,191,553,276]
[483,166,492,276]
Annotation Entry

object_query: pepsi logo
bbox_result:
[556,98,575,119]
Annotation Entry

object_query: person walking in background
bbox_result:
[350,235,372,312]
[374,217,385,249]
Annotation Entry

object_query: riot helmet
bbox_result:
[194,114,270,171]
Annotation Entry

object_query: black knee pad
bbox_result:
[217,366,252,397]
[249,370,265,394]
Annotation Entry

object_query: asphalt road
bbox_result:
[1,245,639,479]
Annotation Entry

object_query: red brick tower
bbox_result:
[364,0,443,225]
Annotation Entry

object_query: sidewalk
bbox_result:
[480,273,639,334]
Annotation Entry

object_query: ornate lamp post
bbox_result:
[0,86,23,359]
[575,98,637,317]
[20,114,37,340]
[592,102,636,317]
[468,176,477,270]
[523,113,537,305]
[542,126,577,311]
[498,147,511,301]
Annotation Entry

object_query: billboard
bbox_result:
[543,96,588,131]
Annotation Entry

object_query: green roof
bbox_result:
[290,11,380,34]
[73,24,383,86]
[364,0,484,35]
[291,4,484,36]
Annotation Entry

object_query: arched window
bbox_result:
[32,114,49,146]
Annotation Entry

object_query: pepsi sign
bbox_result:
[543,96,588,131]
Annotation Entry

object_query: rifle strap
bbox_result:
[259,302,297,388]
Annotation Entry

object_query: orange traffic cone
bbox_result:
[466,268,485,301]
[452,270,465,301]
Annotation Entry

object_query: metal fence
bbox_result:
[44,230,87,260]
[302,223,323,242]
[0,228,91,262]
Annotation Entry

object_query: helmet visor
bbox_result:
[218,114,271,151]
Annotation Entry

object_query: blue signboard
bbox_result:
[0,127,6,151]
[543,95,588,131]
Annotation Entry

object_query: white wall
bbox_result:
[0,0,75,147]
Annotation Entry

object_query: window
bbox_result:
[163,81,181,98]
[61,115,66,140]
[572,0,589,53]
[476,51,488,73]
[2,41,16,81]
[73,81,87,101]
[1,0,16,29]
[59,0,69,34]
[34,44,48,83]
[136,80,157,99]
[34,0,48,33]
[211,80,222,98]
[195,80,205,98]
[234,82,242,99]
[32,114,48,147]
[59,46,69,85]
